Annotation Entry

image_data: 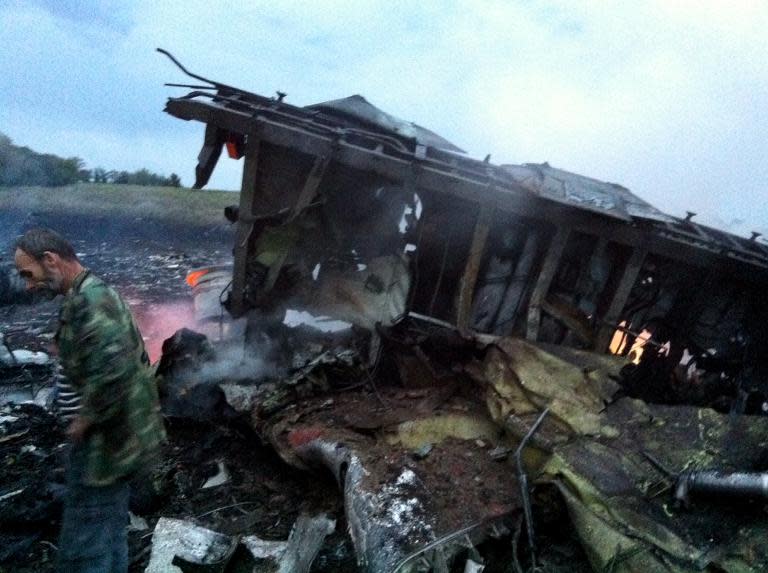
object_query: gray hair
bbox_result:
[15,228,78,262]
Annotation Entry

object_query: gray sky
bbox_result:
[2,1,767,237]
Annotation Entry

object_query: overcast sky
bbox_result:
[2,1,767,237]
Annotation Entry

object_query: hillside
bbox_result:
[0,184,238,248]
[1,183,239,358]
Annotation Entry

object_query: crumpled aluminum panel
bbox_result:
[500,163,674,223]
[306,95,465,153]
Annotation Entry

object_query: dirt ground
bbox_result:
[0,199,356,572]
[0,404,357,572]
[0,190,593,572]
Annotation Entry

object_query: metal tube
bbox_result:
[514,407,550,569]
[675,471,768,503]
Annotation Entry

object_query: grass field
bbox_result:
[0,183,239,227]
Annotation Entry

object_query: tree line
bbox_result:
[0,132,181,188]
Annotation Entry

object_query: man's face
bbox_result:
[14,248,65,296]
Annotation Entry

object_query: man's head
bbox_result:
[14,228,82,296]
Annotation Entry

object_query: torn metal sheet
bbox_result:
[501,163,674,223]
[292,435,514,573]
[201,461,230,489]
[241,535,287,561]
[461,337,768,572]
[0,348,49,367]
[463,560,485,573]
[145,518,236,573]
[128,512,149,532]
[159,314,768,573]
[465,338,768,572]
[542,398,768,572]
[258,378,522,573]
[146,514,335,573]
[276,512,336,573]
[306,95,465,153]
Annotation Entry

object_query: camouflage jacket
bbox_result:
[57,270,165,486]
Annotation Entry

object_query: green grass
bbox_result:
[0,184,239,226]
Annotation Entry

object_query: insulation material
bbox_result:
[471,337,619,439]
[543,399,768,572]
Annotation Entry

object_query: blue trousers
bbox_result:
[56,444,130,573]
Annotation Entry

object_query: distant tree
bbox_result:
[168,173,181,187]
[0,132,184,188]
[107,168,182,187]
[90,168,104,183]
[113,171,131,184]
[0,132,86,187]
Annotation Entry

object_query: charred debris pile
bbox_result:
[159,51,768,572]
[2,51,768,572]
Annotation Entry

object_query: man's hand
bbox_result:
[66,416,91,443]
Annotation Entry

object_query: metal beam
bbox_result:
[526,227,570,341]
[289,153,331,221]
[457,204,494,333]
[165,98,537,213]
[229,139,261,317]
[165,98,768,281]
[593,247,648,352]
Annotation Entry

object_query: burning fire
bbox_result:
[130,300,196,363]
[186,269,211,288]
[122,268,234,363]
[609,321,653,364]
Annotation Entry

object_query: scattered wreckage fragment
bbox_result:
[159,323,768,572]
[159,51,768,572]
[0,333,54,406]
[675,470,768,504]
[146,513,335,573]
[161,49,768,412]
[0,403,66,565]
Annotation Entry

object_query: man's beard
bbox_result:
[34,274,63,301]
[35,287,58,301]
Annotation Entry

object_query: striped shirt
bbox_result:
[54,364,82,421]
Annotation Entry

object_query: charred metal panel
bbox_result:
[249,144,319,216]
[469,214,547,337]
[407,191,479,323]
[501,163,673,223]
[194,123,226,189]
[305,94,465,153]
[162,60,768,367]
[229,140,261,317]
[535,234,626,348]
[491,230,541,336]
[164,84,768,277]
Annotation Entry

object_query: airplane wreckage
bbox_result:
[158,51,768,572]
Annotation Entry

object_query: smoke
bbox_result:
[130,300,196,363]
[193,341,281,386]
[130,299,280,384]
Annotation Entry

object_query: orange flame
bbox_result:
[609,321,653,364]
[186,269,210,288]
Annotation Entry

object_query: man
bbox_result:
[14,228,165,572]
